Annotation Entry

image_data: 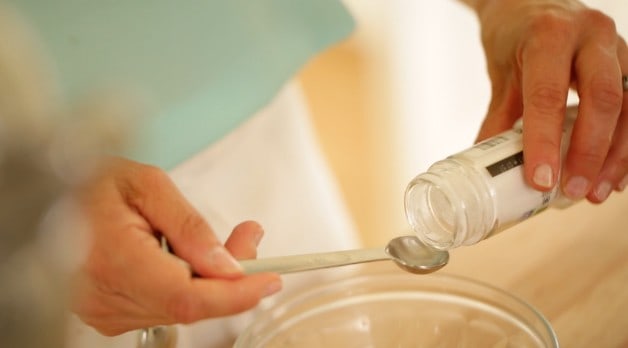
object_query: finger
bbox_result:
[562,13,623,200]
[112,228,265,324]
[224,220,264,260]
[80,235,280,333]
[121,162,242,278]
[157,274,282,325]
[587,40,628,202]
[125,236,280,326]
[587,101,628,202]
[520,15,575,191]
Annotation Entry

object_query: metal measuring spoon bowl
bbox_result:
[385,235,449,274]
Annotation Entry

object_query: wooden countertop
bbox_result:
[429,191,628,347]
[361,192,627,347]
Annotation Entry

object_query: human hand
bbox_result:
[71,158,281,336]
[469,0,627,203]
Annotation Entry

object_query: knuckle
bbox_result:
[527,12,575,41]
[179,212,207,240]
[518,12,575,60]
[166,289,201,323]
[137,164,170,187]
[589,78,623,114]
[120,163,170,204]
[582,9,617,35]
[570,146,605,168]
[527,84,566,114]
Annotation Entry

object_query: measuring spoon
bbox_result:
[239,235,449,275]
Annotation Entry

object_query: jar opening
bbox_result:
[405,176,464,250]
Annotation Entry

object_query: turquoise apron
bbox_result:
[11,0,354,168]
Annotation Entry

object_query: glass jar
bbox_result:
[404,106,576,250]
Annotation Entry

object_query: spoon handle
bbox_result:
[239,247,389,274]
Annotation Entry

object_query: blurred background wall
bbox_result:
[299,0,627,247]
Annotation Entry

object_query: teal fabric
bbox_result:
[12,0,354,169]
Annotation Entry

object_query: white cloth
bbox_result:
[65,81,361,348]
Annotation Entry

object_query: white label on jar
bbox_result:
[454,129,556,228]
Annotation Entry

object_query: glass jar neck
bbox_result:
[404,158,496,249]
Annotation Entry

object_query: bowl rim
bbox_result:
[235,270,559,348]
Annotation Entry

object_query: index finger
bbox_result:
[520,16,575,191]
[119,161,243,278]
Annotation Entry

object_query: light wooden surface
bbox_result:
[442,191,628,347]
[364,190,628,347]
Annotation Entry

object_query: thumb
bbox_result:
[123,164,243,278]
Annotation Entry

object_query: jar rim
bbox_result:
[405,171,469,249]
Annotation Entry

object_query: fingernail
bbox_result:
[594,181,612,201]
[564,176,590,199]
[206,246,243,275]
[263,279,282,297]
[533,164,554,188]
[618,175,628,192]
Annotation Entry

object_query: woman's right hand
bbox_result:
[71,158,281,336]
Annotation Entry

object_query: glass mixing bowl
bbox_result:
[235,271,559,347]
